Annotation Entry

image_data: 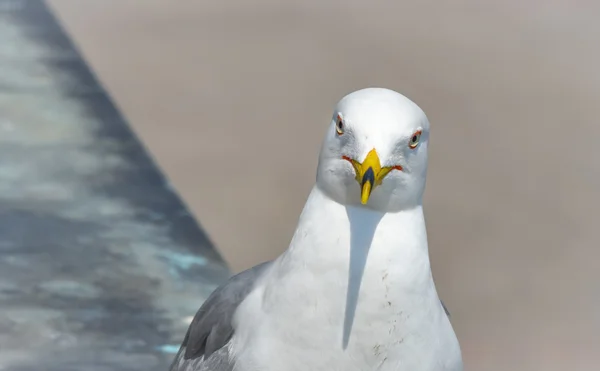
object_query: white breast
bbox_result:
[230,187,463,371]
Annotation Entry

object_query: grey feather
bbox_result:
[169,261,272,371]
[168,260,451,370]
[441,299,451,317]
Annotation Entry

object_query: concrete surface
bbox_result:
[0,1,228,369]
[46,1,600,370]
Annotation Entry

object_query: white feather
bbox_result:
[230,186,462,371]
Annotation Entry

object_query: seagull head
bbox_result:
[316,88,430,212]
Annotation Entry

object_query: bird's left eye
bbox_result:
[408,130,422,149]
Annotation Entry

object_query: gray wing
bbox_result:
[169,261,272,371]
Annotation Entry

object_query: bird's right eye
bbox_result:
[335,114,344,136]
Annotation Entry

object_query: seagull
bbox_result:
[169,88,463,371]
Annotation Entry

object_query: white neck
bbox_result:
[280,185,431,279]
[233,185,460,371]
[262,185,440,346]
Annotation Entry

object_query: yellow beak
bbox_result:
[344,149,402,205]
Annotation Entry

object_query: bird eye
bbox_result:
[335,114,344,136]
[408,130,422,149]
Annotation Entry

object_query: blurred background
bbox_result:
[46,0,599,370]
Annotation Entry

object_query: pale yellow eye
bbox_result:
[335,114,344,136]
[409,130,422,149]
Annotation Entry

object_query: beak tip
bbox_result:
[360,185,371,205]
